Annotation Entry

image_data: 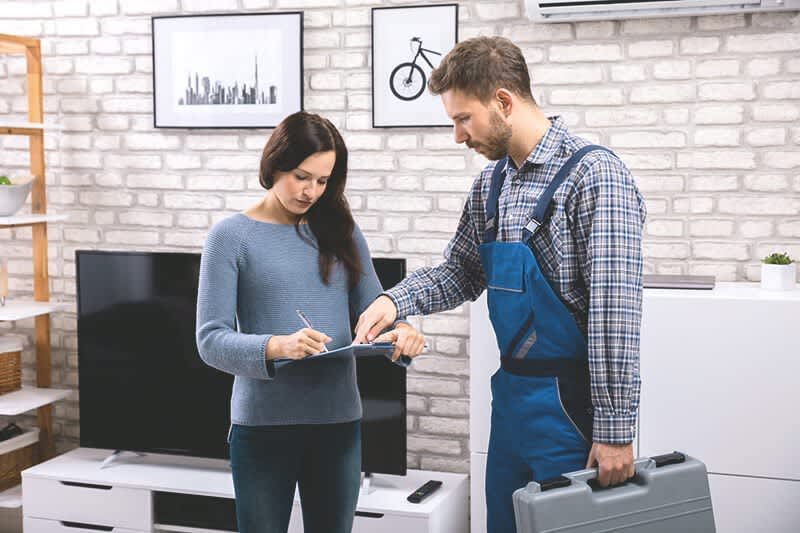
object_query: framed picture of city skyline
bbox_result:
[152,12,303,128]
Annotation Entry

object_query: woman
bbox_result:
[196,111,425,533]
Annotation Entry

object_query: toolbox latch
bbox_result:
[651,451,686,468]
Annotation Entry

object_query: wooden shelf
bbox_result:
[0,213,67,228]
[0,121,59,136]
[0,483,21,509]
[0,387,71,416]
[0,301,63,322]
[0,32,60,464]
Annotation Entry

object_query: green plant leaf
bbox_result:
[762,252,792,265]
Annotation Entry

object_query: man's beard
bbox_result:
[469,110,512,161]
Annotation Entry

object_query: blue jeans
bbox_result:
[229,420,361,533]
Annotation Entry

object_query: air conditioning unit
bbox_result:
[526,0,800,22]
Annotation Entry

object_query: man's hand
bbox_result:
[374,322,425,362]
[354,295,397,344]
[586,442,635,487]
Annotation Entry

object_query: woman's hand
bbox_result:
[374,323,425,363]
[266,328,332,360]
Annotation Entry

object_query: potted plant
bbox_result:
[761,252,796,291]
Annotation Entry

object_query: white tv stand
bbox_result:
[21,448,468,533]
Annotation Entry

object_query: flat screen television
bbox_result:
[77,250,407,475]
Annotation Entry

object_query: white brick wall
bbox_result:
[1,3,799,473]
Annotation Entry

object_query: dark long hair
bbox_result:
[259,111,361,287]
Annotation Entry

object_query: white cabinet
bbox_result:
[22,448,468,533]
[287,468,468,533]
[469,283,800,533]
[23,477,151,530]
[468,293,496,533]
[469,293,498,459]
[639,284,800,480]
[469,452,487,533]
[290,509,430,533]
[707,474,800,532]
[639,283,800,532]
[23,518,143,533]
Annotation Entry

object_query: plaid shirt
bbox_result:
[386,116,646,444]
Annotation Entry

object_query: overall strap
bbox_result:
[523,145,613,240]
[483,157,509,243]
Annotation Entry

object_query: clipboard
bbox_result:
[273,342,412,368]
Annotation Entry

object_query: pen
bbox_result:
[295,309,328,352]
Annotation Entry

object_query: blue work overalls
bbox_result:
[481,146,609,533]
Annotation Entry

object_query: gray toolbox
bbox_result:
[513,452,716,533]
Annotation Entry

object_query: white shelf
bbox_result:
[0,213,67,227]
[0,483,21,509]
[0,120,60,131]
[0,301,63,321]
[0,334,24,353]
[0,386,71,415]
[0,428,39,455]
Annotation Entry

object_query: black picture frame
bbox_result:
[152,12,303,129]
[371,4,459,128]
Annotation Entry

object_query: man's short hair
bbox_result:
[428,36,535,104]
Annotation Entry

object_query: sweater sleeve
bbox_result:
[348,224,384,319]
[196,220,275,380]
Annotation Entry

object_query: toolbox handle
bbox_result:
[527,452,690,494]
[562,457,654,489]
[566,452,687,489]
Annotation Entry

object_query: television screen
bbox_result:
[77,251,230,458]
[359,258,407,476]
[77,250,407,475]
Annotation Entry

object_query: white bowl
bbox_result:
[0,179,33,216]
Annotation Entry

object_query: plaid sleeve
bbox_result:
[385,193,486,318]
[571,153,646,444]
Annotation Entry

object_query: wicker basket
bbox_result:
[0,349,21,395]
[0,432,38,491]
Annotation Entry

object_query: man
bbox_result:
[355,36,646,533]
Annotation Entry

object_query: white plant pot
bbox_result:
[0,178,33,216]
[760,263,796,291]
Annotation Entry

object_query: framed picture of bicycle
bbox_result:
[371,4,458,128]
[152,12,303,129]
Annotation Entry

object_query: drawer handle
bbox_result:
[60,481,113,490]
[61,521,114,531]
[354,511,384,519]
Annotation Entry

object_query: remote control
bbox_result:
[407,479,442,503]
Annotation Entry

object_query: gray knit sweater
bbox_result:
[196,213,383,426]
